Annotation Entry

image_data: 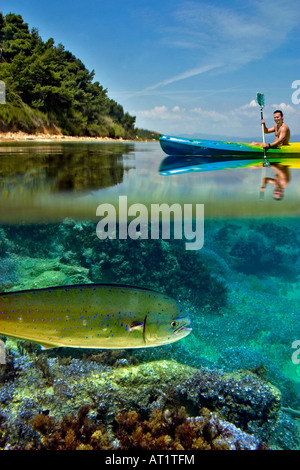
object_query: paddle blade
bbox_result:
[256,92,265,108]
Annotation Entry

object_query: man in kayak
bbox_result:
[251,110,290,148]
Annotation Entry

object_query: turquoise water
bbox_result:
[0,141,299,450]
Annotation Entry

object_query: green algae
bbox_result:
[14,255,90,290]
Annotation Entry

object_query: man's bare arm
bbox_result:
[261,120,275,134]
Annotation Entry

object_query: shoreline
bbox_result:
[0,131,137,143]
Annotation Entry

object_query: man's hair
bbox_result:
[273,110,283,116]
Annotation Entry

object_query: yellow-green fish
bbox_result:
[0,284,191,349]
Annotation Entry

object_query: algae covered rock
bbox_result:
[0,351,283,449]
[178,368,281,440]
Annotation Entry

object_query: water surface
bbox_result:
[1,141,300,223]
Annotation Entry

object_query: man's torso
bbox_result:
[275,123,290,145]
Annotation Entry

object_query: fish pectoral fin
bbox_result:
[39,342,56,350]
[129,321,144,332]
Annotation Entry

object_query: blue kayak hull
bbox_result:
[159,135,300,157]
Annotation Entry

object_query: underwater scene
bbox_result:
[0,141,299,451]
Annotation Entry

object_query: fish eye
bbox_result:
[171,320,179,329]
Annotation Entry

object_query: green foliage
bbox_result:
[136,127,161,140]
[0,12,136,138]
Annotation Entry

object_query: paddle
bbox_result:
[256,92,270,168]
[256,92,270,199]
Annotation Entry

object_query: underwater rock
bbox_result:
[271,410,300,450]
[0,228,12,257]
[213,221,300,279]
[2,225,60,258]
[9,256,90,291]
[217,346,299,410]
[0,257,18,291]
[0,353,282,449]
[178,368,281,442]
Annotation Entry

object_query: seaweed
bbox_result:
[30,404,113,450]
[20,404,267,450]
[114,406,265,450]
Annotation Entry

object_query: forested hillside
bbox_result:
[0,13,137,138]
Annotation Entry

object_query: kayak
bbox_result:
[159,135,300,157]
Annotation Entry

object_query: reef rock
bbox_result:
[0,350,282,449]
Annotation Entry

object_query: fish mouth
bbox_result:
[174,318,192,336]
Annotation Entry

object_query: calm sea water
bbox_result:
[0,140,300,222]
[0,140,299,448]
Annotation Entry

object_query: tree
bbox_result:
[0,12,137,137]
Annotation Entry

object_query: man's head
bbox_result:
[273,187,284,200]
[273,110,283,124]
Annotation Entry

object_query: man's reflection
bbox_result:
[260,163,290,200]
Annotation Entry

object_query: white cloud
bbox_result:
[141,63,221,92]
[271,102,296,114]
[171,0,297,59]
[137,105,226,123]
[240,100,258,109]
[143,0,298,91]
[191,107,225,121]
[134,104,229,135]
[138,105,183,120]
[133,100,300,138]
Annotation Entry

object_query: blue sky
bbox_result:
[1,0,300,138]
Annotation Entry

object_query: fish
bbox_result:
[0,284,192,349]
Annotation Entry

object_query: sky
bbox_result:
[1,0,300,139]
